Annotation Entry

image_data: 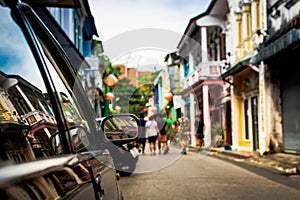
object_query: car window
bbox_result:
[0,5,90,162]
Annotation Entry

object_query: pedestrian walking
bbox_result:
[145,115,160,155]
[178,113,190,154]
[195,115,205,151]
[163,114,173,154]
[156,113,168,154]
[137,113,147,155]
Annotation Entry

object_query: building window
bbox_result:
[246,13,251,37]
[48,8,62,25]
[238,22,242,44]
[73,13,81,51]
[184,59,189,78]
[256,3,260,30]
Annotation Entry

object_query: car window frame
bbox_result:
[9,2,99,153]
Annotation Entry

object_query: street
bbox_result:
[119,144,300,200]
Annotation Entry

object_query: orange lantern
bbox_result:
[104,92,114,101]
[151,107,157,113]
[164,92,173,101]
[104,74,118,87]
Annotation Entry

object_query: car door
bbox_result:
[0,2,122,199]
[0,155,108,200]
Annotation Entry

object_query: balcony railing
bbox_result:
[23,110,56,126]
[184,61,224,88]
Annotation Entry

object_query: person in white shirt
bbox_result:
[145,115,160,155]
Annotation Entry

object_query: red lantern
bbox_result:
[105,92,114,100]
[164,92,173,101]
[104,74,118,87]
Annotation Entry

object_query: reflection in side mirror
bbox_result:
[101,114,139,141]
[50,126,90,154]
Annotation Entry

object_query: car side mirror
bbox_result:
[50,126,90,154]
[98,114,140,144]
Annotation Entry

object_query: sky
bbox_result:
[89,0,211,71]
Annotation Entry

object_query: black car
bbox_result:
[0,1,139,199]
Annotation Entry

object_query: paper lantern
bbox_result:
[164,92,173,101]
[104,74,118,87]
[105,92,114,100]
[151,107,157,113]
[115,106,121,112]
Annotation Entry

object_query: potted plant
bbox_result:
[211,123,224,147]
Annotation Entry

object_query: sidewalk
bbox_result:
[188,145,300,175]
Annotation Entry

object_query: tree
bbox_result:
[112,78,137,113]
[129,83,153,114]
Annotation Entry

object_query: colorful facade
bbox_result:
[222,0,265,153]
[176,0,228,147]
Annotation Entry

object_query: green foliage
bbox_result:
[99,55,121,81]
[211,123,222,136]
[137,72,157,85]
[110,69,160,115]
[129,83,153,114]
[112,78,137,113]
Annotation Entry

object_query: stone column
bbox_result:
[203,84,211,146]
[190,93,196,146]
[201,26,208,62]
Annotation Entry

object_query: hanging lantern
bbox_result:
[104,74,118,87]
[105,92,114,101]
[151,107,157,113]
[164,92,173,101]
[115,106,121,112]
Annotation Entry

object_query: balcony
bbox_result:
[184,61,223,88]
[23,110,56,126]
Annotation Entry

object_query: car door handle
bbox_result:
[87,165,104,200]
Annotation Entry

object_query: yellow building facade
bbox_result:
[223,0,266,153]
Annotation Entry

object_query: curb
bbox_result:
[189,146,300,176]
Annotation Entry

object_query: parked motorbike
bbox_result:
[110,141,139,176]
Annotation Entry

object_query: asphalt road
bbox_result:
[118,144,300,200]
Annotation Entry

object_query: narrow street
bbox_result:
[119,145,300,200]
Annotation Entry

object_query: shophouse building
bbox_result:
[177,0,228,147]
[251,0,300,154]
[221,0,265,154]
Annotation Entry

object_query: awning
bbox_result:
[251,28,300,64]
[83,15,99,40]
[221,57,251,78]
